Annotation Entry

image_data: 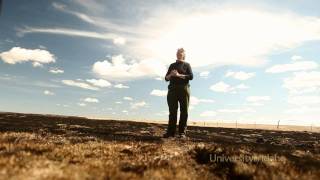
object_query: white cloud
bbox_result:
[150,89,167,97]
[210,81,230,92]
[52,2,95,24]
[43,90,54,96]
[190,96,215,106]
[62,80,99,90]
[86,79,112,87]
[235,84,249,90]
[283,71,320,94]
[288,95,320,105]
[285,106,320,114]
[33,62,44,68]
[113,37,126,45]
[0,74,12,80]
[52,1,134,36]
[210,81,248,93]
[155,77,163,81]
[114,83,129,89]
[115,101,122,104]
[247,102,264,106]
[291,55,303,61]
[92,54,167,82]
[131,101,147,109]
[52,2,66,11]
[132,7,320,69]
[265,61,318,73]
[17,27,125,45]
[39,45,47,49]
[200,111,216,117]
[217,108,255,113]
[0,47,55,65]
[123,96,133,101]
[49,68,64,74]
[246,96,271,102]
[225,71,255,80]
[78,103,86,107]
[83,97,99,103]
[245,96,270,107]
[155,111,168,116]
[199,71,210,78]
[122,110,128,113]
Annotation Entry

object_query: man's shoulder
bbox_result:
[170,62,177,67]
[171,61,190,66]
[183,62,191,67]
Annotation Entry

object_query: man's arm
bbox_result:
[185,63,193,80]
[176,63,193,80]
[165,64,173,81]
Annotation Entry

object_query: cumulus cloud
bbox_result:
[39,45,47,49]
[92,54,167,81]
[49,68,64,74]
[123,96,133,101]
[43,90,54,95]
[235,84,249,90]
[83,97,99,103]
[156,77,162,80]
[155,111,169,116]
[210,82,230,92]
[265,61,318,73]
[285,106,320,114]
[217,108,255,113]
[150,89,167,97]
[86,79,112,87]
[113,37,126,45]
[199,71,210,78]
[62,80,99,90]
[210,81,249,93]
[190,96,215,106]
[0,47,55,66]
[114,83,129,89]
[200,111,216,117]
[245,96,270,106]
[33,62,44,68]
[78,103,86,107]
[130,101,147,109]
[225,71,255,80]
[291,55,303,61]
[246,96,271,102]
[283,71,320,94]
[288,95,320,105]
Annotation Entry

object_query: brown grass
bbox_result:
[0,112,319,180]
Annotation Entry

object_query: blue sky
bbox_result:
[0,0,320,126]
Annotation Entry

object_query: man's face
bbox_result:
[177,51,185,60]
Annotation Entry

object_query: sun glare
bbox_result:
[138,8,320,69]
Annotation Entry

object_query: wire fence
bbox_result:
[191,119,320,132]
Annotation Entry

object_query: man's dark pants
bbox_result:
[166,84,190,136]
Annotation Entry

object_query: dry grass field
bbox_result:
[0,112,319,180]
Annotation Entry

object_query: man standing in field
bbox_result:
[163,48,193,138]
